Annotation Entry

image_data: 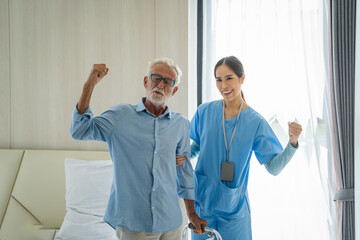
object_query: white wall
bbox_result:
[188,0,197,119]
[0,0,188,151]
[155,0,189,116]
[0,0,10,149]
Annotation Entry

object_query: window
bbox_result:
[192,0,337,239]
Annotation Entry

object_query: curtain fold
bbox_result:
[327,0,356,239]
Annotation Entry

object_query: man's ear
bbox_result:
[144,76,148,89]
[171,86,178,96]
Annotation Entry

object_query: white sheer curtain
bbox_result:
[201,0,337,239]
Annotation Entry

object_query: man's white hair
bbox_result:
[147,57,182,86]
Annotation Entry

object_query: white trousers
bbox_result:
[116,199,188,240]
[116,225,182,240]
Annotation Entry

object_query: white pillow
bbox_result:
[55,158,117,240]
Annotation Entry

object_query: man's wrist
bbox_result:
[184,199,196,216]
[188,211,198,221]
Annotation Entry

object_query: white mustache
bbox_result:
[152,87,165,95]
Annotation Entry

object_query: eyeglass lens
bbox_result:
[151,74,174,87]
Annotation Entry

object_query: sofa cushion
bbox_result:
[0,149,23,227]
[0,197,55,240]
[11,150,111,229]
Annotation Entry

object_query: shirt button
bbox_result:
[152,206,155,210]
[153,170,156,173]
[155,151,157,154]
[153,188,156,191]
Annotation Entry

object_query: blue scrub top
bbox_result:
[190,100,283,219]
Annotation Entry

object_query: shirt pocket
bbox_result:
[194,172,250,218]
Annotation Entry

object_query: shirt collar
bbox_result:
[136,97,172,119]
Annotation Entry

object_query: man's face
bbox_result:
[144,63,178,107]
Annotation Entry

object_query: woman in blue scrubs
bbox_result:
[189,56,302,240]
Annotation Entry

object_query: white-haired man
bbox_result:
[70,57,207,240]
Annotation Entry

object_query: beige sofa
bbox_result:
[0,149,110,240]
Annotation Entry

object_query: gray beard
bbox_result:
[147,92,167,107]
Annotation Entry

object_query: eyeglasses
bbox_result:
[149,74,176,87]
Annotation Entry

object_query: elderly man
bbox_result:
[70,57,206,240]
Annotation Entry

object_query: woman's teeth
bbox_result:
[223,90,232,96]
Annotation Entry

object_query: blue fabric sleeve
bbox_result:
[190,110,200,144]
[252,119,284,164]
[190,141,200,159]
[176,120,195,200]
[265,142,299,176]
[70,104,117,142]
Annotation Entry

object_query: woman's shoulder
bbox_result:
[242,106,267,124]
[197,99,222,113]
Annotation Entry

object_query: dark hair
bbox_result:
[214,56,245,100]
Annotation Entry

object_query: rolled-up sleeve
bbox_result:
[176,120,195,200]
[70,105,117,142]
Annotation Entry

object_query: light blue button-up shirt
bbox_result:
[70,98,194,233]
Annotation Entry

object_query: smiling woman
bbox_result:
[215,56,245,103]
[189,55,302,240]
[195,0,337,239]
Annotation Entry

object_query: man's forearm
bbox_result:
[76,64,108,114]
[183,198,207,234]
[77,82,95,114]
[184,199,197,219]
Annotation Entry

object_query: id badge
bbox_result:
[220,161,234,181]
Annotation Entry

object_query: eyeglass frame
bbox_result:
[149,74,176,87]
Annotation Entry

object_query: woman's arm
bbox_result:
[264,142,298,176]
[265,121,302,176]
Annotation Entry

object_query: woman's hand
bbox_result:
[288,122,302,147]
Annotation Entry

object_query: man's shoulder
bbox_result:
[109,103,136,112]
[169,111,189,123]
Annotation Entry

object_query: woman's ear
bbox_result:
[240,74,245,84]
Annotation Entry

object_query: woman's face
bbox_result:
[215,64,244,102]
